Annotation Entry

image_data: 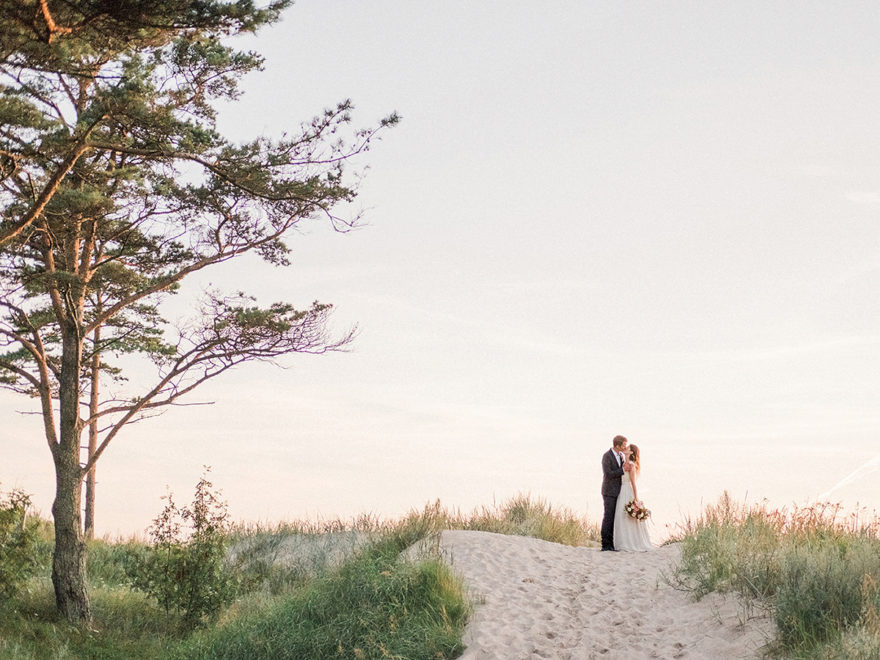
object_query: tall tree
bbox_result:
[0,0,396,624]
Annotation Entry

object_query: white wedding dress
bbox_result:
[613,472,654,552]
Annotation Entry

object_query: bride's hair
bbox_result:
[628,445,641,473]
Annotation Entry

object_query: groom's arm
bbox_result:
[602,452,624,478]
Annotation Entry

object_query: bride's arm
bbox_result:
[630,470,639,501]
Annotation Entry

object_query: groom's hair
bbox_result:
[612,435,628,448]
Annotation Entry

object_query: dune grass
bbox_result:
[668,491,880,658]
[179,539,469,659]
[0,493,598,659]
[389,493,601,549]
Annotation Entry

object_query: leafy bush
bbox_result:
[128,473,236,627]
[0,487,39,598]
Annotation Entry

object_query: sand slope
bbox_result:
[436,530,773,660]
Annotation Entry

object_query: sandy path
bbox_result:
[436,530,773,660]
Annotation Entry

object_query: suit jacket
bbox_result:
[601,448,625,497]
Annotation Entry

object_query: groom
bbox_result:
[600,434,632,551]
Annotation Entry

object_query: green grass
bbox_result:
[178,543,469,659]
[668,492,880,658]
[0,577,178,659]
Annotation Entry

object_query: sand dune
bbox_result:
[436,530,773,660]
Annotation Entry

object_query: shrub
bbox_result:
[128,472,236,627]
[0,487,39,599]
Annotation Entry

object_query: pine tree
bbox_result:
[0,0,396,624]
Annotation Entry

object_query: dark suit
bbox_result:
[600,448,625,550]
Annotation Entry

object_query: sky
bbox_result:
[3,1,880,540]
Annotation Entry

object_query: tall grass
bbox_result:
[669,492,880,658]
[179,543,469,659]
[392,493,601,548]
[227,516,383,595]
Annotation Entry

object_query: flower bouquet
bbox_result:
[624,499,651,521]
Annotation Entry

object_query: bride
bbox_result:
[613,444,654,552]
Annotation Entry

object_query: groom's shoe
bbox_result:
[601,546,614,551]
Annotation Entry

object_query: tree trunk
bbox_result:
[83,454,96,539]
[51,449,90,624]
[52,322,91,625]
[84,326,100,540]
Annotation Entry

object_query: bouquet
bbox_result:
[624,499,651,521]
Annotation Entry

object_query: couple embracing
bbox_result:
[600,435,653,552]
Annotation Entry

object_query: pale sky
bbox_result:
[4,1,880,539]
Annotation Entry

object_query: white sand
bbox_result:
[436,530,774,660]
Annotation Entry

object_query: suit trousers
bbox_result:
[601,494,617,550]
